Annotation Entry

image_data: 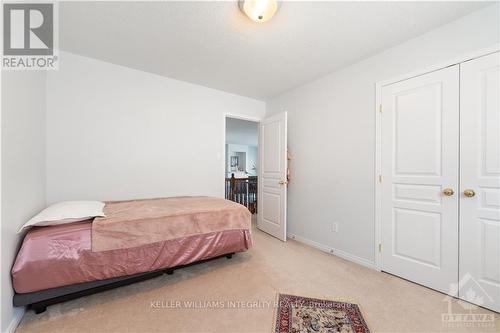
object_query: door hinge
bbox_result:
[379,243,382,252]
[378,174,382,183]
[379,104,382,113]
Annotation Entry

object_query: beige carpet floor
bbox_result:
[17,223,499,333]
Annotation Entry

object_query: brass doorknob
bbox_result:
[464,189,476,197]
[443,188,454,196]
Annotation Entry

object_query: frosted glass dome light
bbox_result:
[239,0,279,23]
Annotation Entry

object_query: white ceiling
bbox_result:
[59,1,492,100]
[226,117,258,146]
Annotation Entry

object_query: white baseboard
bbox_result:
[287,233,376,270]
[5,307,25,333]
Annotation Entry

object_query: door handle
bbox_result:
[278,180,288,185]
[443,188,454,196]
[463,189,475,197]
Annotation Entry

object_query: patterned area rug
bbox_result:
[275,294,370,333]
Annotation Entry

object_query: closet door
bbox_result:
[460,52,500,312]
[380,65,459,295]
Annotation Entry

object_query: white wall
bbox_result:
[1,71,46,332]
[46,52,265,203]
[247,146,258,176]
[225,117,258,146]
[225,118,258,176]
[226,144,248,173]
[266,4,499,265]
[226,143,258,177]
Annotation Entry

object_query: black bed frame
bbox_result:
[13,252,234,314]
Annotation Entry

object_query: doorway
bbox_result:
[224,117,259,215]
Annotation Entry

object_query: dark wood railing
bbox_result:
[225,174,257,214]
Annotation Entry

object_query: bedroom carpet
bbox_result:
[16,222,499,333]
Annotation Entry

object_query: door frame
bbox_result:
[374,44,499,271]
[222,113,261,199]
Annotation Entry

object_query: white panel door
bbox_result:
[460,52,500,312]
[258,112,287,241]
[381,66,459,295]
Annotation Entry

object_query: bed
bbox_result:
[12,196,252,313]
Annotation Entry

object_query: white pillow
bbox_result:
[18,201,106,233]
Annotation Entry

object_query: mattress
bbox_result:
[12,220,252,293]
[92,196,251,252]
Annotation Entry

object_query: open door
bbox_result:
[258,111,287,241]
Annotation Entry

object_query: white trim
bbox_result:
[225,113,262,123]
[374,44,500,272]
[5,307,24,333]
[374,83,382,272]
[288,233,376,270]
[377,44,499,87]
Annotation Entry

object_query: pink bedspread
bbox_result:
[92,197,251,252]
[12,220,252,293]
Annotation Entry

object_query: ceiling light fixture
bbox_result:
[239,0,279,23]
